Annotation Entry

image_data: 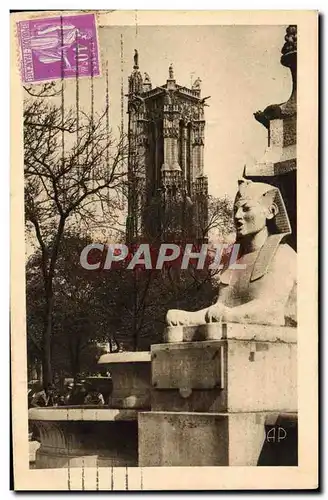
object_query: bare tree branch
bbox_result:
[24,87,128,386]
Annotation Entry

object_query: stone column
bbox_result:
[162,118,172,170]
[194,175,208,241]
[187,124,194,195]
[192,121,205,178]
[181,125,188,181]
[127,102,147,242]
[162,108,181,172]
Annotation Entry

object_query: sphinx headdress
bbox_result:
[235,179,291,235]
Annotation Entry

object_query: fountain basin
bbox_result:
[29,407,138,469]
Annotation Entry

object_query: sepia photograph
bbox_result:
[10,10,318,490]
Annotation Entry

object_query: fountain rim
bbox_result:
[28,407,138,421]
[98,351,151,365]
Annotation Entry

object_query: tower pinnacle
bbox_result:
[168,63,174,80]
[129,49,143,95]
[133,49,139,69]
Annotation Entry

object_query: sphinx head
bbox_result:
[233,179,291,239]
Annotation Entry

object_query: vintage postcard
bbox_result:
[11,10,318,490]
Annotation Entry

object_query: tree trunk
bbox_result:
[41,217,66,388]
[74,339,81,379]
[132,270,138,351]
[36,360,43,381]
[68,342,77,382]
[68,338,82,382]
[42,293,54,388]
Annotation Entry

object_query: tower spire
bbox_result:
[169,63,174,80]
[129,49,143,95]
[133,49,139,69]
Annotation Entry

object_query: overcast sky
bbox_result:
[64,24,291,199]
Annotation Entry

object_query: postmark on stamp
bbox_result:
[16,13,100,84]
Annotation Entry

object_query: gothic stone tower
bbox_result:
[126,50,209,244]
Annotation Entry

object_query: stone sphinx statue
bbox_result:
[166,179,297,327]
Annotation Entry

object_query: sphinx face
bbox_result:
[233,196,269,238]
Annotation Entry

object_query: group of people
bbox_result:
[28,373,111,408]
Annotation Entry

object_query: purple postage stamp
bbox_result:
[16,13,100,84]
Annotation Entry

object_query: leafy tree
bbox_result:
[27,233,115,381]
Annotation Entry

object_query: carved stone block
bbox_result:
[139,411,297,466]
[151,327,297,413]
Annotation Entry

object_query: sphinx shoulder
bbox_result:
[272,242,297,276]
[275,242,297,260]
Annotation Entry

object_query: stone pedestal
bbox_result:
[139,323,297,466]
[98,351,151,409]
[151,325,297,413]
[139,411,265,466]
[29,440,40,469]
[139,411,297,467]
[29,408,138,469]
